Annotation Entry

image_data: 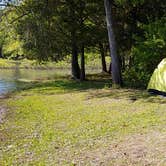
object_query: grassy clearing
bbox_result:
[0,75,166,165]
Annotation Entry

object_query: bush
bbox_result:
[123,68,151,89]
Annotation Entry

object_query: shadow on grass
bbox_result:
[15,73,166,104]
[15,73,110,93]
[87,88,166,103]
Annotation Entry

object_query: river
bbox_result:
[0,68,68,95]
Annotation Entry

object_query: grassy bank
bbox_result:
[0,59,64,69]
[0,54,110,70]
[0,76,166,165]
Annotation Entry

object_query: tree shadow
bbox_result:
[87,88,166,104]
[15,73,110,94]
[15,73,166,104]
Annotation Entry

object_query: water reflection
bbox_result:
[0,65,100,95]
[0,79,16,95]
[0,68,68,95]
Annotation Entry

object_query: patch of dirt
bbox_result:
[0,107,7,124]
[64,131,166,166]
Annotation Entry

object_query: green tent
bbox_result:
[147,58,166,95]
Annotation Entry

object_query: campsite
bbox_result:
[148,58,166,96]
[0,1,166,165]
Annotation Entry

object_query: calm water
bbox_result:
[0,68,70,95]
[0,66,101,95]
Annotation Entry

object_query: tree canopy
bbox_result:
[0,0,165,87]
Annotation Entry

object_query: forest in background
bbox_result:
[0,0,165,88]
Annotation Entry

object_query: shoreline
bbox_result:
[0,66,100,70]
[0,94,10,124]
[0,66,70,70]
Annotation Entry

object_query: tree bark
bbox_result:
[121,55,125,71]
[69,0,80,79]
[108,62,111,74]
[80,44,86,81]
[99,43,107,72]
[0,47,3,58]
[71,31,80,79]
[104,0,122,86]
[129,55,133,69]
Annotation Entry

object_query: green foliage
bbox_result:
[123,17,166,88]
[133,17,166,74]
[0,0,165,88]
[123,68,151,88]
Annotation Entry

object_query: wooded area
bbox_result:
[0,0,165,87]
[0,1,166,165]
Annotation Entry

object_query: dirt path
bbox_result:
[57,131,166,166]
[0,95,8,124]
[0,107,7,123]
[82,131,166,166]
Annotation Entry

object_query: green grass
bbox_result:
[0,59,61,69]
[0,59,15,68]
[0,76,166,165]
[0,53,111,70]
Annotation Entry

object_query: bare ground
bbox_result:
[67,131,166,166]
[0,107,7,124]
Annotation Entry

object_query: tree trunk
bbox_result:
[0,47,3,58]
[71,31,80,79]
[99,43,107,72]
[104,0,122,86]
[121,55,125,71]
[80,44,86,81]
[108,62,111,74]
[129,55,133,69]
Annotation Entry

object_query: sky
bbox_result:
[0,0,17,9]
[0,0,9,9]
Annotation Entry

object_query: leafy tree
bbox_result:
[0,0,165,88]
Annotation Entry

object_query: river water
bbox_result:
[0,68,68,95]
[0,65,101,95]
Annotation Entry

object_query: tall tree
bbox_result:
[104,0,122,86]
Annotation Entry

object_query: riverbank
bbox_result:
[0,78,166,165]
[0,55,110,70]
[0,58,76,70]
[0,59,68,70]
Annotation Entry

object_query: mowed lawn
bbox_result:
[0,78,166,165]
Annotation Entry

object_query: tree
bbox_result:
[88,1,108,73]
[1,0,165,88]
[104,0,122,86]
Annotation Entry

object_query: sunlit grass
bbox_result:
[0,53,111,71]
[0,78,165,165]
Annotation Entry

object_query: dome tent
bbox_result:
[147,58,166,96]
